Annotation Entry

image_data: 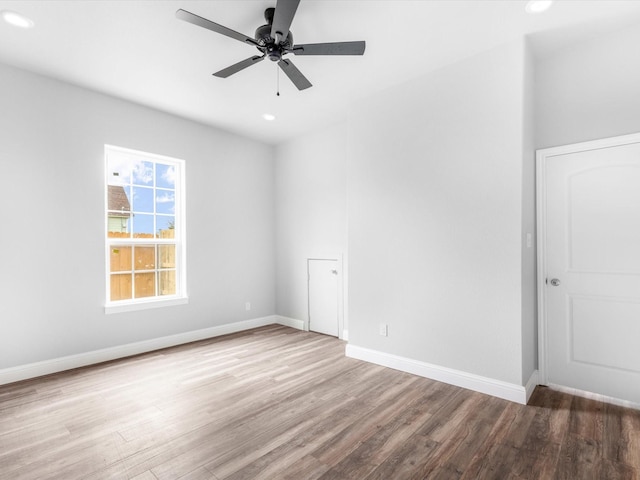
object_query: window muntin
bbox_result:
[105,145,186,311]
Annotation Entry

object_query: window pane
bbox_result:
[132,161,154,186]
[132,186,154,213]
[134,272,156,298]
[156,164,175,189]
[159,270,176,296]
[134,245,155,271]
[107,184,131,237]
[107,157,132,185]
[132,214,154,238]
[158,245,175,268]
[107,216,131,238]
[156,190,175,215]
[157,216,175,238]
[111,274,132,301]
[110,246,132,272]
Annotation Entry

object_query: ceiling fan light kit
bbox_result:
[176,0,366,91]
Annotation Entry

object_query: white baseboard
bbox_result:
[547,383,640,411]
[275,316,349,341]
[274,315,306,331]
[0,315,306,386]
[345,344,530,405]
[524,370,539,403]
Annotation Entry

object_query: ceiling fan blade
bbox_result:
[176,9,258,46]
[213,55,265,78]
[271,0,300,44]
[278,59,312,90]
[292,41,366,56]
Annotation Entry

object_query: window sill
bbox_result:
[105,296,189,315]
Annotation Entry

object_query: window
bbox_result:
[105,145,186,313]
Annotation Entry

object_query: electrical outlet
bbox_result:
[379,323,388,337]
[245,302,251,311]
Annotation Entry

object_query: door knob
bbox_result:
[549,278,561,286]
[331,269,338,275]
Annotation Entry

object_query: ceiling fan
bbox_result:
[176,0,366,91]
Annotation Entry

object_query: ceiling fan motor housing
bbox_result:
[255,8,293,62]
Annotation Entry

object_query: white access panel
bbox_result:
[308,259,339,337]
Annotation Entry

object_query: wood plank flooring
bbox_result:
[1,325,639,479]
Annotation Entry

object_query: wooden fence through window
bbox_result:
[108,229,176,301]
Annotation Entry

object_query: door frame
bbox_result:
[307,253,345,340]
[536,131,640,387]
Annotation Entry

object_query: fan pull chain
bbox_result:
[276,65,280,96]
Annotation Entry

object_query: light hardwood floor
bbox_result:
[1,325,639,479]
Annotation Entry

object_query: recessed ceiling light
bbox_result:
[525,0,553,14]
[1,10,34,28]
[262,113,276,121]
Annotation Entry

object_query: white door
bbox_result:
[540,135,640,403]
[308,259,339,337]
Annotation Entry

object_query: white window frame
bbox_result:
[104,145,187,314]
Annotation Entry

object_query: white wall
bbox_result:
[271,23,640,391]
[275,124,347,325]
[536,23,640,149]
[347,41,528,385]
[5,18,637,392]
[18,15,635,388]
[521,40,537,384]
[0,63,275,369]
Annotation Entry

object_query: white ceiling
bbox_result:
[2,0,640,145]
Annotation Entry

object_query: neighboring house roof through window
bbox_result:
[108,185,131,218]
